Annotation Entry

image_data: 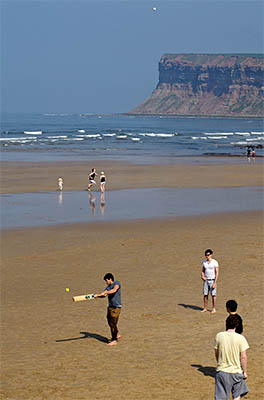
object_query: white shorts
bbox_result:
[203,279,216,296]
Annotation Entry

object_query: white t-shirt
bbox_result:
[203,258,219,279]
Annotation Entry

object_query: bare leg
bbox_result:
[201,295,208,312]
[233,397,240,400]
[211,296,216,313]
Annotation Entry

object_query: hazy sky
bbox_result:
[1,0,263,114]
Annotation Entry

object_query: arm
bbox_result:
[201,266,206,281]
[240,351,247,379]
[101,284,120,297]
[214,348,219,362]
[212,267,219,288]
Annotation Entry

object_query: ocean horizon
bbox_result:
[1,113,263,163]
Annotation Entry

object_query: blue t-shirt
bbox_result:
[105,281,122,308]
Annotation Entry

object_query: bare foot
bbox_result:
[201,309,207,313]
[117,333,121,340]
[107,340,117,346]
[211,309,216,314]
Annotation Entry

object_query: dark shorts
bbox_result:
[215,371,249,400]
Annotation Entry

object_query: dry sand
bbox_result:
[1,160,263,399]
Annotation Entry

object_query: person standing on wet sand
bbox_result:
[246,147,251,163]
[251,148,256,162]
[88,168,98,191]
[201,249,219,313]
[58,177,64,191]
[100,273,122,346]
[100,171,106,193]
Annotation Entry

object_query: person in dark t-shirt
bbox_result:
[226,299,243,334]
[100,273,122,346]
[88,168,98,191]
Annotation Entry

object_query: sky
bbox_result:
[1,0,263,114]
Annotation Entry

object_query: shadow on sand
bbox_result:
[178,303,203,311]
[56,331,108,343]
[191,364,216,378]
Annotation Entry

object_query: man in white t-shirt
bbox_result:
[201,248,219,313]
[214,314,249,400]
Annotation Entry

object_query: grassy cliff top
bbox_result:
[161,53,264,67]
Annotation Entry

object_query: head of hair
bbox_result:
[101,171,104,175]
[226,299,238,312]
[104,273,114,281]
[226,314,240,330]
[205,249,213,256]
[92,168,95,172]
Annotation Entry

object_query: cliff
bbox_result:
[130,54,264,117]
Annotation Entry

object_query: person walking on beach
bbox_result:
[88,168,97,191]
[246,147,251,163]
[226,300,243,334]
[201,249,219,313]
[214,314,249,400]
[251,148,256,162]
[100,171,106,193]
[99,273,122,346]
[58,177,64,191]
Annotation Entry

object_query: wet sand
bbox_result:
[1,160,263,399]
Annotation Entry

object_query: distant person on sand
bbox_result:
[100,273,122,346]
[100,171,106,193]
[58,177,64,191]
[88,168,97,191]
[246,147,251,163]
[251,148,256,162]
[226,300,243,334]
[214,314,249,400]
[201,249,219,313]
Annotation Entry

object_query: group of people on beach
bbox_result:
[246,146,256,163]
[199,248,249,400]
[57,168,106,193]
[88,168,106,193]
[99,248,249,400]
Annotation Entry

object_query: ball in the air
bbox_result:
[65,287,70,292]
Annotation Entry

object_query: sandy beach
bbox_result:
[1,159,263,399]
[1,159,263,193]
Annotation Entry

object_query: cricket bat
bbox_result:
[72,293,103,302]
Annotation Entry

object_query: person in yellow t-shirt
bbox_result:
[214,314,249,400]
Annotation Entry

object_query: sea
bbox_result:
[1,113,263,228]
[1,113,263,163]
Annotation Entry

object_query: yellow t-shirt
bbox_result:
[214,331,249,374]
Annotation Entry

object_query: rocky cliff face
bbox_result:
[130,54,264,117]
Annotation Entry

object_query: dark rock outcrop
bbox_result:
[130,54,264,117]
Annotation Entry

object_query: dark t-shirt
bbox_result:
[226,313,243,334]
[105,281,122,308]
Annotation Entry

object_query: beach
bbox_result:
[1,159,263,399]
[1,160,263,193]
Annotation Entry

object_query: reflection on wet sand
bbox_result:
[87,192,106,216]
[88,192,96,214]
[58,191,63,205]
[100,193,105,215]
